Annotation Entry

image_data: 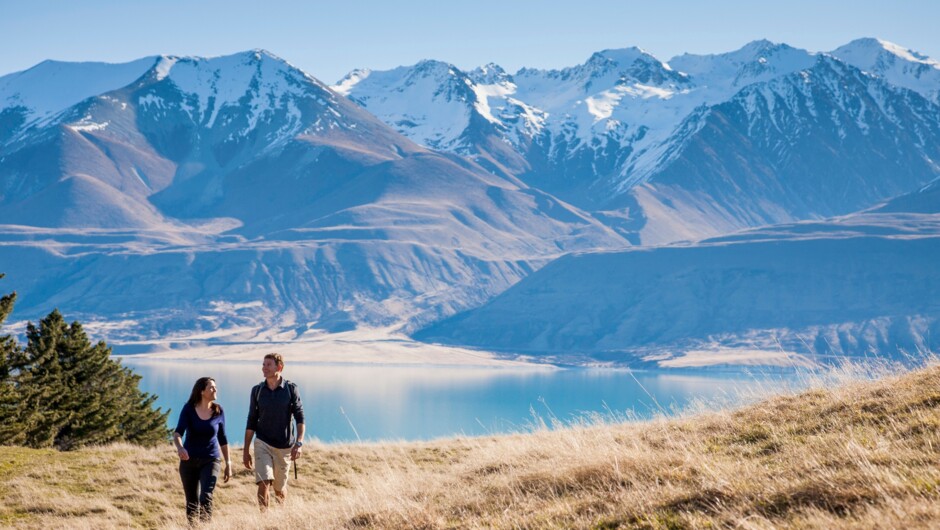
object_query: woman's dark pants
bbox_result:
[179,457,222,523]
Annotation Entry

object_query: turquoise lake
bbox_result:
[120,358,794,443]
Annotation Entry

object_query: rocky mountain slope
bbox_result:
[0,50,626,344]
[338,39,940,244]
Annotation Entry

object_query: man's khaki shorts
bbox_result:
[254,438,293,491]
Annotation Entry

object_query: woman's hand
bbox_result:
[223,461,233,482]
[177,447,189,461]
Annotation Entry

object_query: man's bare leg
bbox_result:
[273,488,286,504]
[257,480,273,510]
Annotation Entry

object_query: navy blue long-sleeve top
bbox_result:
[246,378,304,449]
[175,402,228,459]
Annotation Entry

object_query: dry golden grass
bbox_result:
[3,364,940,529]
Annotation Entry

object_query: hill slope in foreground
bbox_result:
[3,365,940,529]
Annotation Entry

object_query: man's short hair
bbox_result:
[264,352,284,369]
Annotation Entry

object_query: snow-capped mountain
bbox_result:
[668,40,816,94]
[337,39,940,243]
[0,50,627,343]
[832,38,940,105]
[333,59,534,179]
[333,60,479,152]
[334,46,695,202]
[0,56,158,144]
[4,40,940,361]
[629,53,940,243]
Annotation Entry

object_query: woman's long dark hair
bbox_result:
[187,377,222,417]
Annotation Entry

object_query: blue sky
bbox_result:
[2,0,937,83]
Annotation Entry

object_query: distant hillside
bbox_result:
[416,211,940,366]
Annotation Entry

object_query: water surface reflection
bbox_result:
[121,359,788,443]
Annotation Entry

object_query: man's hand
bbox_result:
[291,444,303,461]
[243,448,253,470]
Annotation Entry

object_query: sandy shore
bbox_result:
[112,328,545,368]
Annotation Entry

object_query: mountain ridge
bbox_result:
[0,48,628,344]
[2,39,939,362]
[336,38,940,244]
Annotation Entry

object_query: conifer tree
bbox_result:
[0,275,170,450]
[23,310,171,449]
[0,274,15,382]
[113,366,173,446]
[0,274,23,443]
[18,311,73,448]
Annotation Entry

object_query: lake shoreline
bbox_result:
[109,327,824,372]
[111,332,545,368]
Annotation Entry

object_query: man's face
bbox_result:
[262,358,281,378]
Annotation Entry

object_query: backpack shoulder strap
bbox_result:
[253,382,264,410]
[283,379,295,402]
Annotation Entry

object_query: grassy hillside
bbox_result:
[2,365,939,529]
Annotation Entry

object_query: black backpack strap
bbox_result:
[253,382,263,416]
[283,379,296,445]
[284,379,295,403]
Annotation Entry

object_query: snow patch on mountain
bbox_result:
[669,40,816,97]
[0,57,157,122]
[152,56,179,81]
[331,60,474,150]
[332,68,371,96]
[68,120,109,132]
[831,38,940,104]
[335,42,823,192]
[158,50,307,129]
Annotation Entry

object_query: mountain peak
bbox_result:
[133,49,339,135]
[148,48,324,90]
[668,40,814,91]
[155,49,299,73]
[332,68,372,95]
[0,56,159,125]
[469,63,510,85]
[581,47,669,74]
[830,38,940,105]
[733,40,800,62]
[671,40,802,66]
[572,46,687,87]
[739,39,779,51]
[833,38,940,69]
[246,48,282,61]
[411,59,461,79]
[591,46,655,66]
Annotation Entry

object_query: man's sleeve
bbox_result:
[291,384,305,425]
[246,385,258,431]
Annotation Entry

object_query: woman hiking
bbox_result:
[173,377,233,525]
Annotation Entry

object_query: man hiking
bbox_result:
[243,353,305,509]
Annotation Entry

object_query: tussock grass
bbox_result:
[3,363,940,529]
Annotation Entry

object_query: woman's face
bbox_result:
[201,380,218,402]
